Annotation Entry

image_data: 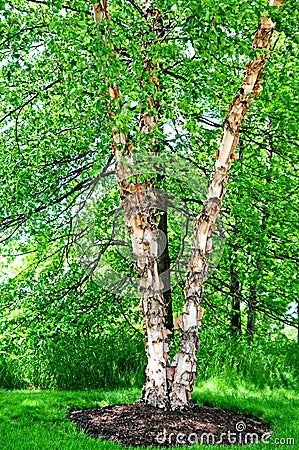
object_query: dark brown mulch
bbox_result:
[68,400,271,447]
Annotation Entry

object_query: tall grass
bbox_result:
[0,330,298,391]
[0,334,146,390]
[196,333,299,390]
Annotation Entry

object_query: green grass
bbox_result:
[0,379,298,449]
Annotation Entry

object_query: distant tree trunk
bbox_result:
[230,265,242,335]
[247,279,258,336]
[247,258,260,337]
[247,118,272,337]
[228,240,242,336]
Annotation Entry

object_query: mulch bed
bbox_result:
[68,400,271,447]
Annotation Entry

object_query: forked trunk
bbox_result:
[91,0,276,410]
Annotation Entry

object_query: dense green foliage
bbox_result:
[0,0,298,410]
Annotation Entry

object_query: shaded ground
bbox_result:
[69,400,271,447]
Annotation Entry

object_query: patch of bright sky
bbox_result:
[0,254,28,282]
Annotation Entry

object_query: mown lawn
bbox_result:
[0,378,298,449]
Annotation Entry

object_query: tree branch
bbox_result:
[0,24,48,47]
[0,79,60,124]
[125,0,144,16]
[27,0,89,15]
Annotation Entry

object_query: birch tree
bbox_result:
[89,0,278,409]
[1,0,297,410]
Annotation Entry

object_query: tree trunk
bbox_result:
[92,1,170,409]
[158,207,173,332]
[247,282,257,336]
[247,118,272,337]
[230,265,242,336]
[169,14,274,409]
[125,186,169,408]
[91,0,276,410]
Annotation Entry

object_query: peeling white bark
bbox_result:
[91,0,276,411]
[91,0,169,409]
[269,0,283,6]
[170,14,274,410]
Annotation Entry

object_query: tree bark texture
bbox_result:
[91,0,275,410]
[92,0,170,409]
[230,265,242,336]
[169,15,274,409]
[158,207,173,332]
